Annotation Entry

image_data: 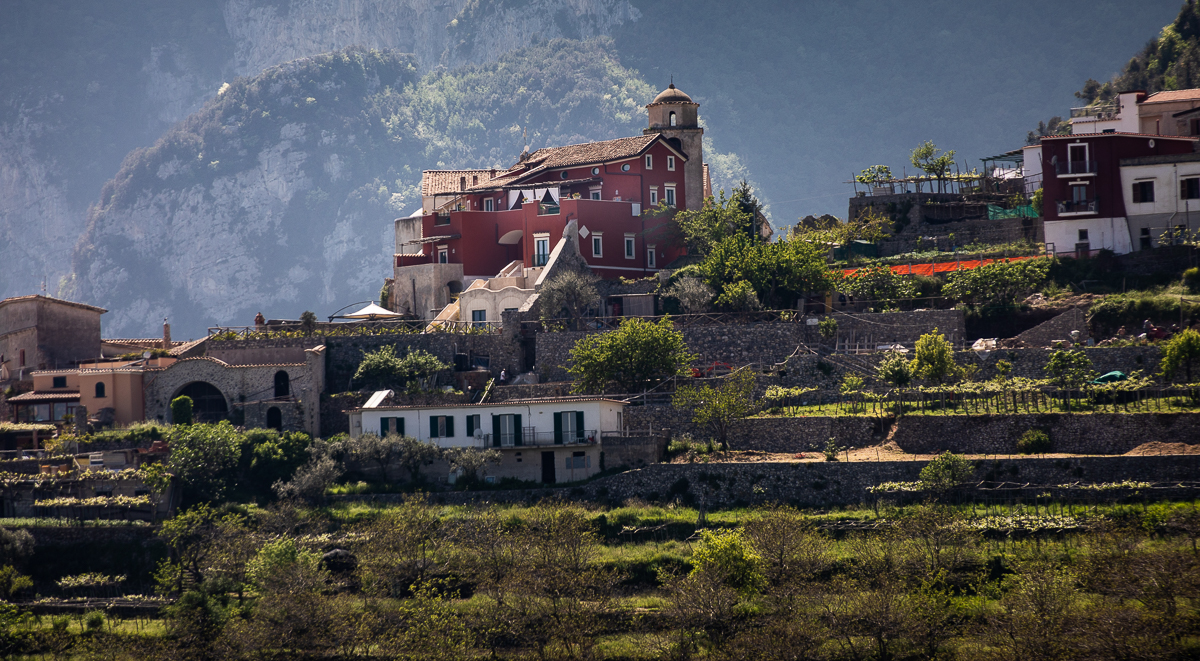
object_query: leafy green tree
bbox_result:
[663,277,715,314]
[537,270,601,329]
[1044,349,1094,388]
[170,395,193,425]
[299,310,318,335]
[671,190,755,256]
[918,452,973,493]
[673,369,756,449]
[444,447,502,485]
[700,233,832,309]
[238,429,311,499]
[836,265,917,304]
[731,179,768,240]
[854,165,893,186]
[910,140,956,192]
[818,316,838,340]
[876,352,913,387]
[394,435,444,484]
[715,280,762,311]
[910,329,958,384]
[353,345,450,391]
[167,422,243,503]
[1159,328,1200,382]
[568,317,697,393]
[942,258,1050,307]
[689,528,765,596]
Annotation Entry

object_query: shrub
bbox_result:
[818,316,838,340]
[84,610,105,631]
[689,528,765,596]
[823,437,841,462]
[918,452,972,491]
[1185,267,1200,294]
[170,396,193,425]
[1017,429,1052,455]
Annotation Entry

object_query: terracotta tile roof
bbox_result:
[7,390,81,402]
[356,396,628,411]
[1040,132,1199,141]
[1142,89,1200,104]
[0,295,106,314]
[522,135,658,170]
[421,170,499,197]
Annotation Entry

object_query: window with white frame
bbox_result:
[429,415,454,438]
[649,188,658,206]
[591,233,603,257]
[667,156,675,171]
[484,198,493,211]
[589,186,602,200]
[645,154,653,169]
[534,234,550,266]
[624,234,635,259]
[437,246,448,263]
[665,185,676,207]
[471,309,486,324]
[647,244,656,268]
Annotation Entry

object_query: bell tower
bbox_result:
[644,83,704,210]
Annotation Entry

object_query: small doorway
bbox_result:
[541,451,556,484]
[274,371,290,398]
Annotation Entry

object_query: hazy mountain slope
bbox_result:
[0,0,638,304]
[69,41,659,337]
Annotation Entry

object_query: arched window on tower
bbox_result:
[669,111,677,127]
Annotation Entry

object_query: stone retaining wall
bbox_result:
[349,455,1200,509]
[1015,307,1089,347]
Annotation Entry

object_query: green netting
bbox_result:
[988,204,1037,220]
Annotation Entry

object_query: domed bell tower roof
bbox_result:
[649,83,695,106]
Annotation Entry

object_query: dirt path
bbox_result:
[668,441,1198,464]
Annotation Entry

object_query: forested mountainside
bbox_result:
[1076,0,1200,104]
[0,0,638,305]
[68,41,673,337]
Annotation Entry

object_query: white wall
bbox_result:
[1044,217,1133,255]
[1022,145,1042,196]
[1120,160,1200,216]
[350,400,626,445]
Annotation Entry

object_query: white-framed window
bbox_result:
[437,246,448,263]
[471,309,486,324]
[667,155,675,171]
[591,233,603,257]
[430,415,454,438]
[1180,176,1200,199]
[591,191,601,200]
[645,154,653,169]
[650,188,659,206]
[665,185,676,207]
[669,111,677,127]
[484,198,494,211]
[624,234,636,259]
[647,244,657,268]
[534,234,550,267]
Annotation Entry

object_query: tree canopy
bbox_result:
[1160,328,1200,382]
[673,368,757,448]
[910,329,958,384]
[353,346,450,391]
[941,258,1050,307]
[698,233,832,310]
[568,317,697,393]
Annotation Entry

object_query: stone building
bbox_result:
[0,295,105,381]
[142,346,325,436]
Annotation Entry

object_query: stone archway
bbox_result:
[174,381,228,423]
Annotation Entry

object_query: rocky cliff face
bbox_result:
[0,0,640,317]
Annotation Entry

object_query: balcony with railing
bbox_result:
[472,429,601,448]
[1055,160,1098,176]
[1069,103,1118,120]
[532,252,550,267]
[1056,198,1098,215]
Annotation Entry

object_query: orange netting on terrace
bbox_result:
[840,254,1044,278]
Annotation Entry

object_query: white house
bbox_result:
[1119,152,1200,250]
[347,395,628,484]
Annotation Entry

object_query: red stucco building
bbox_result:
[392,84,712,319]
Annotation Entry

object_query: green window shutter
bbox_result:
[553,412,563,444]
[466,415,474,437]
[381,418,389,436]
[492,415,501,447]
[575,411,585,441]
[514,414,523,446]
[446,416,454,437]
[430,416,439,438]
[398,417,404,436]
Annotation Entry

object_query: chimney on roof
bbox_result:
[162,318,171,350]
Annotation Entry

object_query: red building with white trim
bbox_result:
[391,84,712,318]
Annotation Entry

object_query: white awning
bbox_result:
[343,303,401,319]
